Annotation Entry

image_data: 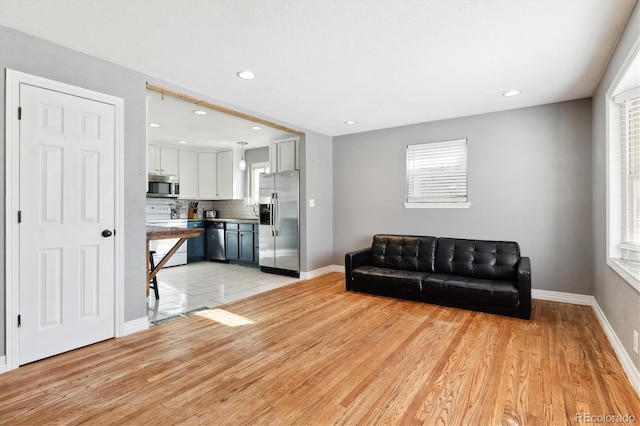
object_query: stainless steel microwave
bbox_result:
[147,174,180,198]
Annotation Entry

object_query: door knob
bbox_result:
[101,230,113,238]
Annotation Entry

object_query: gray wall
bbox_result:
[301,131,334,272]
[0,25,149,355]
[592,1,640,370]
[333,99,593,295]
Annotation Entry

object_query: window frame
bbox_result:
[250,162,269,205]
[605,37,640,293]
[404,138,470,209]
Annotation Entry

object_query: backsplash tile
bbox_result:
[146,198,258,219]
[210,200,259,219]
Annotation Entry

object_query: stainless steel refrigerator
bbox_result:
[258,170,300,277]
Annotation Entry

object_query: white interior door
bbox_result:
[18,83,116,365]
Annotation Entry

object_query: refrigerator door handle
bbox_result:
[273,192,279,236]
[270,193,276,236]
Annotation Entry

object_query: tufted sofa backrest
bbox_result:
[434,238,520,281]
[371,234,437,272]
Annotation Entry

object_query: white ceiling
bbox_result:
[146,91,297,150]
[0,0,636,137]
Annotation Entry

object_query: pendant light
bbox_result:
[193,101,207,115]
[238,141,248,170]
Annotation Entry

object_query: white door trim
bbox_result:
[4,69,125,371]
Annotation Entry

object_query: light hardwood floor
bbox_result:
[1,272,638,425]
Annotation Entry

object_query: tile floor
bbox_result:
[147,261,300,325]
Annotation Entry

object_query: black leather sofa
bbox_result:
[345,234,531,319]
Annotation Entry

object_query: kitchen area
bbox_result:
[145,85,303,325]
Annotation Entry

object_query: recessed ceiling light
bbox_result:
[193,109,207,115]
[503,90,521,97]
[237,70,257,80]
[345,120,358,125]
[251,126,262,130]
[178,140,187,144]
[148,123,160,127]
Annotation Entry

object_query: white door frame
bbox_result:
[4,69,125,371]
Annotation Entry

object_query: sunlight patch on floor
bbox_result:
[195,309,255,326]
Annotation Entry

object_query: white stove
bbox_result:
[146,205,187,268]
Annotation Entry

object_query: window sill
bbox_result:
[607,258,640,294]
[403,202,471,209]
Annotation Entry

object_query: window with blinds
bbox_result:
[406,138,468,204]
[606,48,639,289]
[620,95,640,249]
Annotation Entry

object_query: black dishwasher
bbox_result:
[205,221,226,262]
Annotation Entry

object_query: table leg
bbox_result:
[146,241,151,297]
[147,238,189,284]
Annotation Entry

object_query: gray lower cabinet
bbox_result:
[225,223,258,265]
[187,220,205,263]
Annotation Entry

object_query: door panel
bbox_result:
[19,83,116,365]
[79,244,100,318]
[42,146,64,223]
[39,248,63,327]
[80,151,100,222]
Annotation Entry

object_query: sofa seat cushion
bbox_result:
[422,274,519,306]
[352,266,428,293]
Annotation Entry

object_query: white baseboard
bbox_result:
[532,289,594,306]
[301,264,343,280]
[591,299,640,397]
[532,289,639,397]
[0,356,6,374]
[122,317,149,336]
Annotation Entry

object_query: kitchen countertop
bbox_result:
[202,218,258,223]
[146,225,204,240]
[146,218,259,227]
[165,218,259,223]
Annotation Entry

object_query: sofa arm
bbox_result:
[345,248,372,291]
[517,257,532,319]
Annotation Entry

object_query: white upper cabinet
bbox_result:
[269,143,278,172]
[148,145,244,200]
[161,146,178,175]
[160,146,178,176]
[269,138,300,172]
[148,144,178,175]
[178,149,198,199]
[148,144,160,174]
[216,150,234,199]
[216,149,243,200]
[278,140,297,172]
[198,152,217,200]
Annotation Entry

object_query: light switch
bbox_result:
[309,199,315,208]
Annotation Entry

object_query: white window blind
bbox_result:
[621,95,640,248]
[406,138,467,203]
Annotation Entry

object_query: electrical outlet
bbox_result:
[634,330,639,355]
